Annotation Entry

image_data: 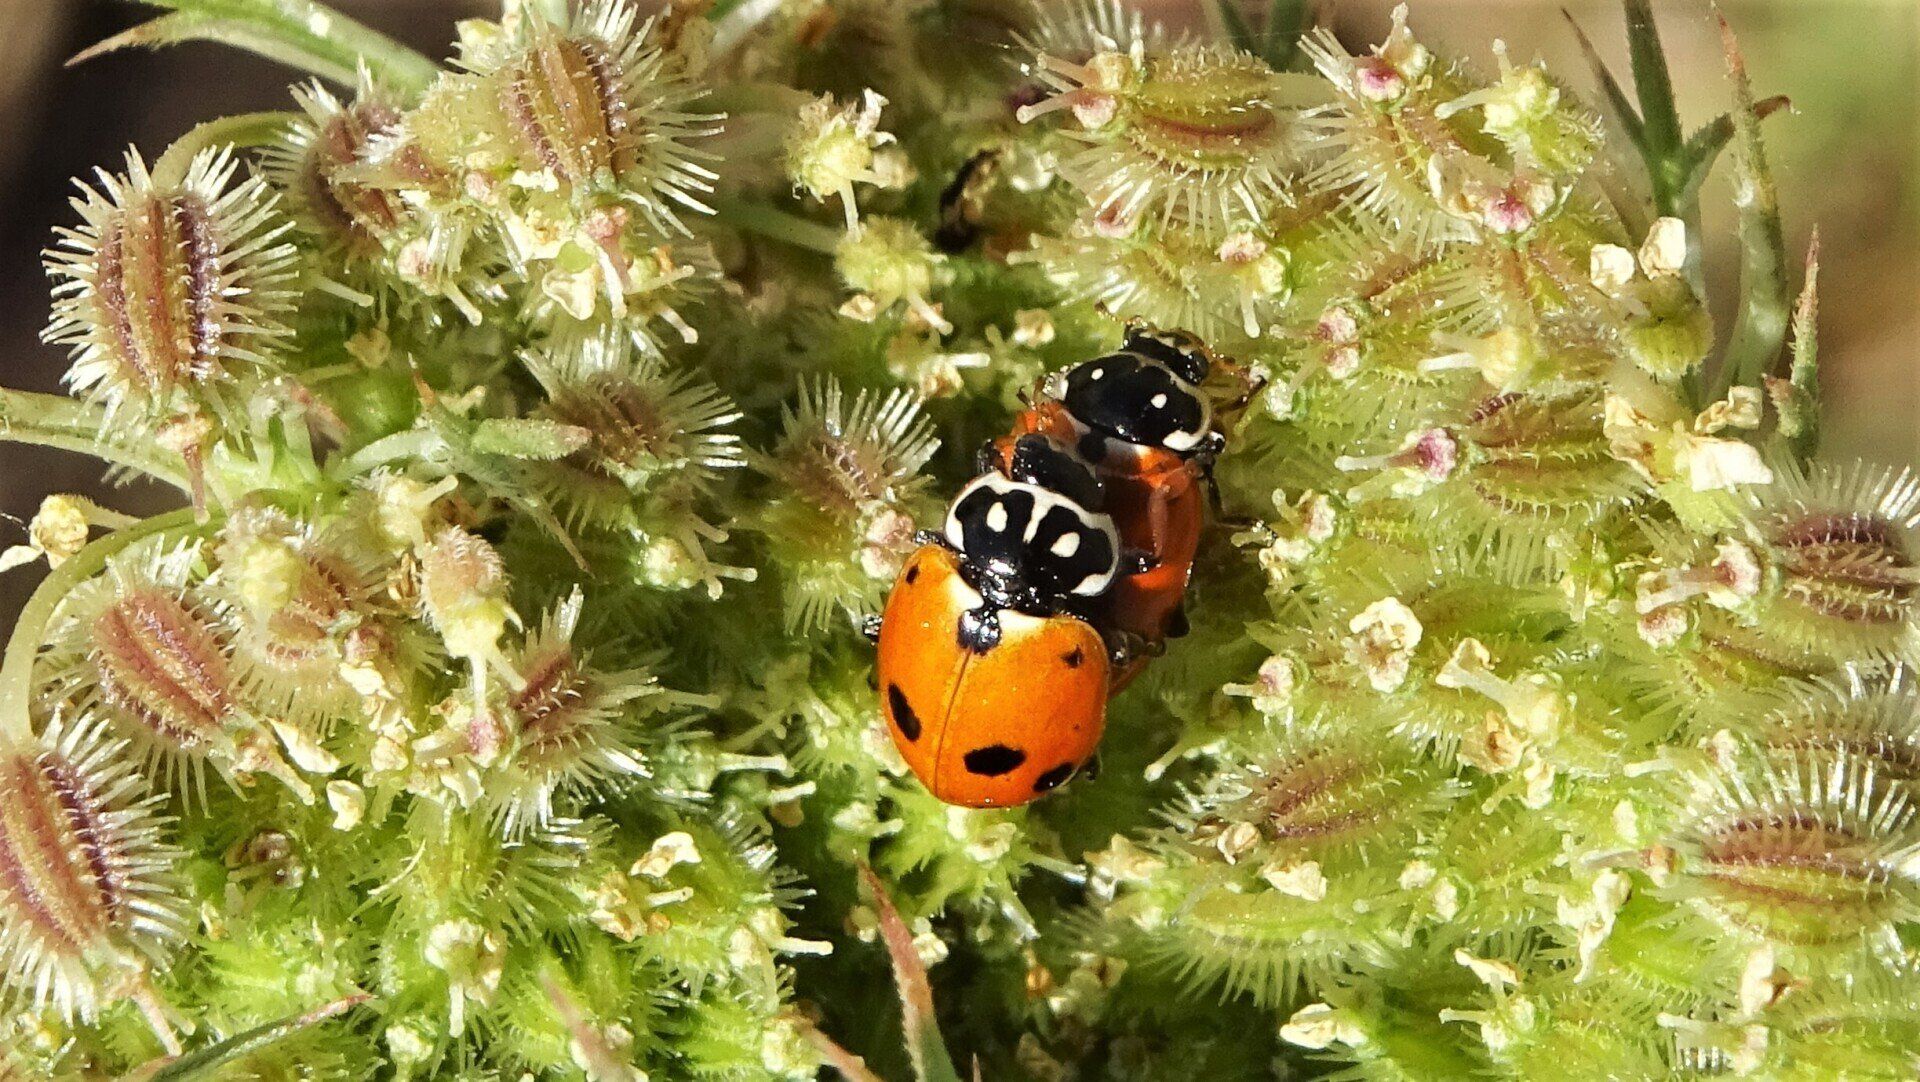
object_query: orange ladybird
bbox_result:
[872,435,1120,807]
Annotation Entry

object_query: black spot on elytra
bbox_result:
[887,684,921,742]
[1033,762,1075,792]
[904,563,921,585]
[1062,646,1085,669]
[963,745,1026,776]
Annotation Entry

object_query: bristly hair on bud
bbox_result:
[747,379,939,632]
[1661,743,1920,966]
[525,330,745,532]
[1737,460,1920,670]
[412,0,720,235]
[259,75,415,266]
[43,147,297,426]
[1017,35,1302,235]
[1692,669,1920,792]
[207,507,384,724]
[1027,222,1292,342]
[43,540,313,804]
[1299,7,1562,252]
[0,714,187,1047]
[484,589,688,836]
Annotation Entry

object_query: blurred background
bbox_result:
[0,0,1913,619]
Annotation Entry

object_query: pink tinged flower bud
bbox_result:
[1480,189,1535,235]
[1635,541,1763,614]
[1335,428,1457,483]
[1637,605,1689,648]
[1355,57,1406,102]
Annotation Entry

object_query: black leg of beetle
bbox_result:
[973,438,1001,476]
[1120,547,1161,577]
[1082,751,1102,782]
[860,614,883,643]
[1164,601,1190,640]
[1104,628,1154,668]
[1222,371,1266,413]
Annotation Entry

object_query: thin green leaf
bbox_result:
[470,418,594,461]
[121,995,369,1082]
[1622,0,1683,174]
[1675,94,1790,206]
[860,865,963,1082]
[1769,230,1821,460]
[1216,0,1257,57]
[74,0,438,95]
[1710,5,1792,400]
[1560,9,1645,153]
[1258,0,1311,71]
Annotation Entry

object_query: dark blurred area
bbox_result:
[1,0,1914,623]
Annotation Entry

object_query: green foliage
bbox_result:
[0,0,1907,1078]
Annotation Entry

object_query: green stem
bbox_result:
[0,507,203,743]
[1623,0,1683,203]
[337,427,444,477]
[710,196,842,255]
[71,1,440,98]
[153,112,298,189]
[1711,10,1791,402]
[0,388,189,491]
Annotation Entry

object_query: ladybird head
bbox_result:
[1123,326,1212,384]
[1055,348,1213,454]
[945,436,1118,604]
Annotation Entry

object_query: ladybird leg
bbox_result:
[1103,627,1158,668]
[859,614,883,643]
[1221,366,1266,413]
[1082,751,1102,782]
[1164,601,1190,639]
[973,439,1000,476]
[1190,432,1227,475]
[1119,547,1161,577]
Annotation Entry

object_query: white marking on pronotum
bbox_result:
[986,501,1008,533]
[943,473,1119,595]
[1051,532,1081,558]
[1151,393,1169,409]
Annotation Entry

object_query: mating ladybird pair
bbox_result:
[867,328,1234,807]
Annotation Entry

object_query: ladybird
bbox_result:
[871,434,1119,807]
[992,328,1230,685]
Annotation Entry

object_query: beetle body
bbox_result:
[873,433,1118,807]
[877,545,1106,807]
[994,329,1224,685]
